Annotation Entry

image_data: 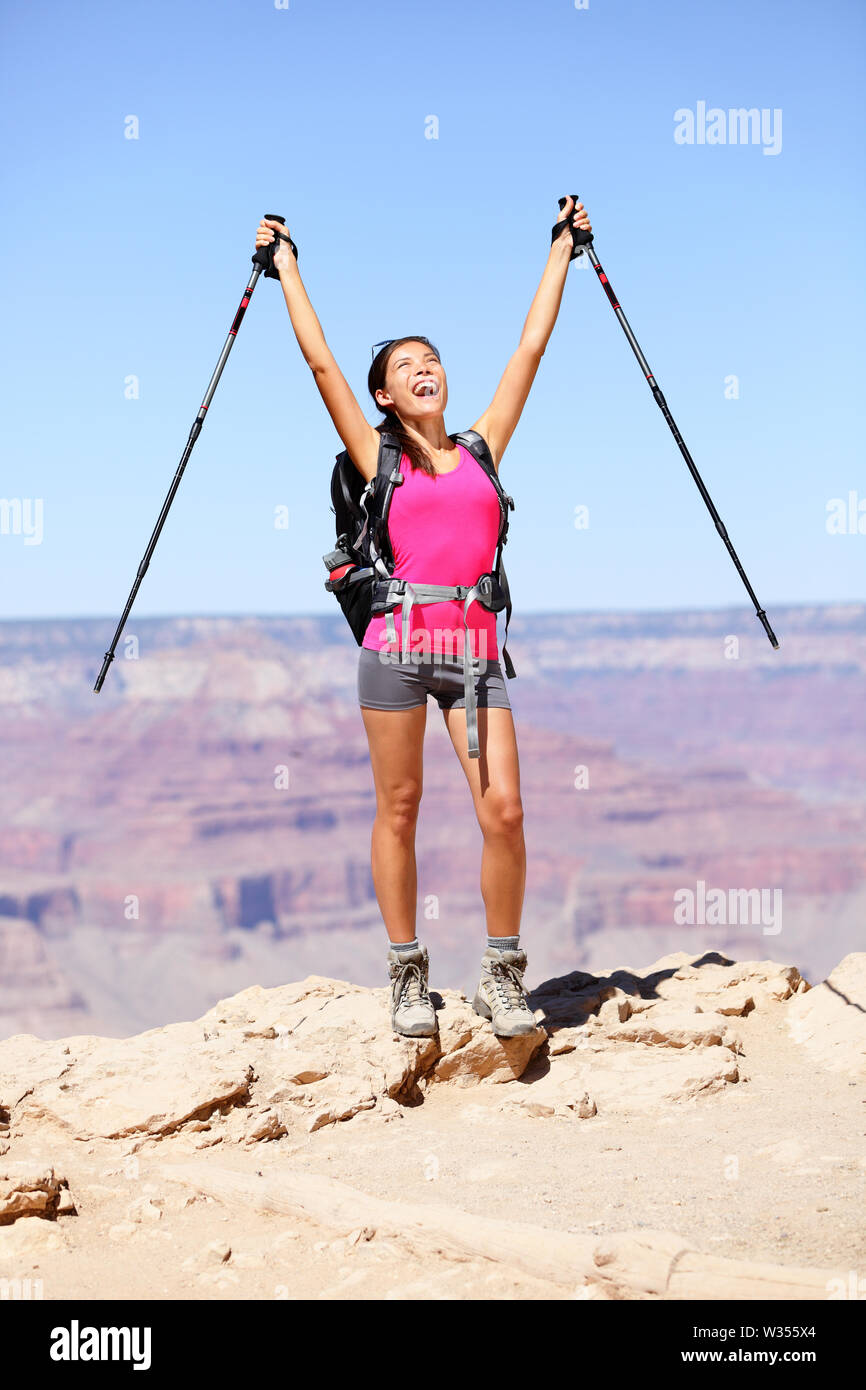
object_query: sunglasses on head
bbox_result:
[371,337,437,362]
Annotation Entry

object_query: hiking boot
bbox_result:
[472,946,538,1037]
[388,944,437,1037]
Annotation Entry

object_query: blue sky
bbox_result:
[1,0,864,622]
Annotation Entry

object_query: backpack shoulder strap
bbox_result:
[331,448,359,530]
[453,428,495,475]
[375,430,404,483]
[453,429,517,680]
[367,430,405,577]
[453,430,514,523]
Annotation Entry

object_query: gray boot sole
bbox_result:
[391,1013,438,1038]
[472,991,538,1038]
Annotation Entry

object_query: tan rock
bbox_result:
[570,1092,598,1119]
[786,953,866,1077]
[636,955,803,1013]
[697,987,755,1017]
[243,1110,287,1143]
[0,1165,67,1224]
[347,1226,376,1245]
[11,1026,255,1140]
[127,1196,163,1224]
[499,1098,557,1119]
[0,1035,98,1114]
[430,1020,545,1087]
[535,1045,740,1114]
[0,1215,66,1257]
[56,1186,77,1215]
[597,992,633,1024]
[604,1009,740,1051]
[282,1059,331,1086]
[755,974,797,1003]
[306,1083,378,1133]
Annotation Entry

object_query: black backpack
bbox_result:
[322,429,516,677]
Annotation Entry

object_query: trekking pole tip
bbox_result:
[756,610,780,649]
[93,651,114,693]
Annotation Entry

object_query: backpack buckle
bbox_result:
[473,572,507,613]
[371,577,401,608]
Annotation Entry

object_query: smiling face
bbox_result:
[375,340,447,421]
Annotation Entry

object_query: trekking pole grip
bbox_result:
[552,193,594,259]
[252,213,297,278]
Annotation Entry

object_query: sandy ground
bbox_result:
[3,998,862,1302]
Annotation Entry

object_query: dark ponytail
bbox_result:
[367,336,441,478]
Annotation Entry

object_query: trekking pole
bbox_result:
[554,195,779,649]
[93,215,295,692]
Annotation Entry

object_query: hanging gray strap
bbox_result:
[373,577,491,759]
[400,582,419,664]
[459,582,486,760]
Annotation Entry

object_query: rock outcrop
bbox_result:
[786,953,866,1077]
[0,951,863,1301]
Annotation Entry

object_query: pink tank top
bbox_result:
[361,444,501,661]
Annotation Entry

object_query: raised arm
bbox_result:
[255,218,381,481]
[471,197,591,470]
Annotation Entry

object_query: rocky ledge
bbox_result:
[0,950,863,1301]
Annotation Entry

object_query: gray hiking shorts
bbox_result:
[357,646,511,712]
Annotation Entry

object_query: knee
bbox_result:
[480,794,524,840]
[380,781,422,837]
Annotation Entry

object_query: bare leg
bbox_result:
[360,703,427,944]
[441,705,525,936]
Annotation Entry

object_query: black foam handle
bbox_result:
[552,193,594,259]
[252,213,298,277]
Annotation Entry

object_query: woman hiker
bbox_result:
[255,196,592,1041]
